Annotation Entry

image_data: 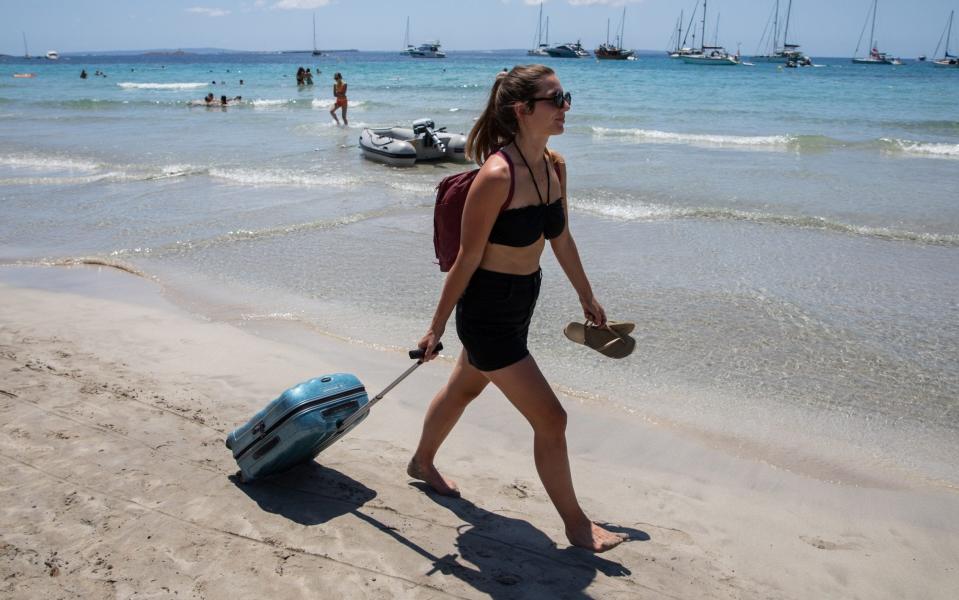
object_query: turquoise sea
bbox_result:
[1,51,957,486]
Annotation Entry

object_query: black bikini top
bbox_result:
[488,148,566,247]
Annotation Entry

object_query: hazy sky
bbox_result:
[3,0,957,58]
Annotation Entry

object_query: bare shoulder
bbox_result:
[478,152,511,183]
[466,154,511,209]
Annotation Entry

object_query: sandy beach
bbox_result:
[0,264,956,599]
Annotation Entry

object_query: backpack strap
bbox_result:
[546,148,563,185]
[495,149,515,211]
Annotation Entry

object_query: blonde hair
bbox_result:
[466,64,555,165]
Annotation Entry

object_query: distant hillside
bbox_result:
[63,48,254,57]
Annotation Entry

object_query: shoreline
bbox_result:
[1,264,957,598]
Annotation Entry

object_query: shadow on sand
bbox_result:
[406,482,649,599]
[230,463,648,599]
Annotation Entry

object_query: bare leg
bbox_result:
[486,355,626,553]
[341,105,348,126]
[329,106,339,125]
[409,351,489,497]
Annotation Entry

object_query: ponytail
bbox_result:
[466,64,555,165]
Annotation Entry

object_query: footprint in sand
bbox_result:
[800,535,858,551]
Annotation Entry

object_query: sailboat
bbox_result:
[668,5,700,59]
[595,7,636,60]
[528,2,549,56]
[400,17,416,56]
[933,10,959,68]
[312,13,322,56]
[852,0,902,65]
[682,0,741,65]
[752,0,806,63]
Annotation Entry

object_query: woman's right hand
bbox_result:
[417,326,444,362]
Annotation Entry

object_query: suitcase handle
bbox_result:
[408,342,443,361]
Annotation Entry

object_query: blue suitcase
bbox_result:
[225,345,440,482]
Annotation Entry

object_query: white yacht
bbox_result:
[752,0,807,63]
[400,17,416,56]
[409,41,445,58]
[933,10,959,68]
[682,1,741,65]
[667,7,699,58]
[45,50,59,60]
[545,40,589,58]
[852,0,902,65]
[527,2,549,56]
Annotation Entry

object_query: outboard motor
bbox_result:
[412,118,446,152]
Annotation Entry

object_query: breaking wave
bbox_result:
[0,153,101,172]
[592,127,959,159]
[879,138,959,158]
[574,199,959,247]
[208,167,359,187]
[592,127,799,148]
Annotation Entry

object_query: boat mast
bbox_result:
[312,13,317,53]
[701,0,708,51]
[606,18,611,46]
[947,10,954,58]
[782,0,794,48]
[619,7,627,49]
[772,0,780,53]
[535,2,543,48]
[22,31,29,58]
[677,12,683,51]
[869,0,878,52]
[404,16,410,49]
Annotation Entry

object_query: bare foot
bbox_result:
[407,458,460,497]
[566,521,627,553]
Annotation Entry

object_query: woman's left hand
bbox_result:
[581,296,607,327]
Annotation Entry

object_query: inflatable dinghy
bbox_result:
[359,119,467,167]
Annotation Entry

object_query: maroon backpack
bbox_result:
[432,151,515,272]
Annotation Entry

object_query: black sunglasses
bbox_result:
[530,90,571,108]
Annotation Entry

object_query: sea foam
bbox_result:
[117,82,209,90]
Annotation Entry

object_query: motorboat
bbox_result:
[409,41,446,58]
[546,41,589,58]
[359,119,467,168]
[45,50,59,60]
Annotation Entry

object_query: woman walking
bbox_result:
[411,65,625,553]
[329,72,348,126]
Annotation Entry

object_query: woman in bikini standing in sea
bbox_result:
[329,72,348,126]
[411,65,625,553]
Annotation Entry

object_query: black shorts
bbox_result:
[455,268,542,372]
